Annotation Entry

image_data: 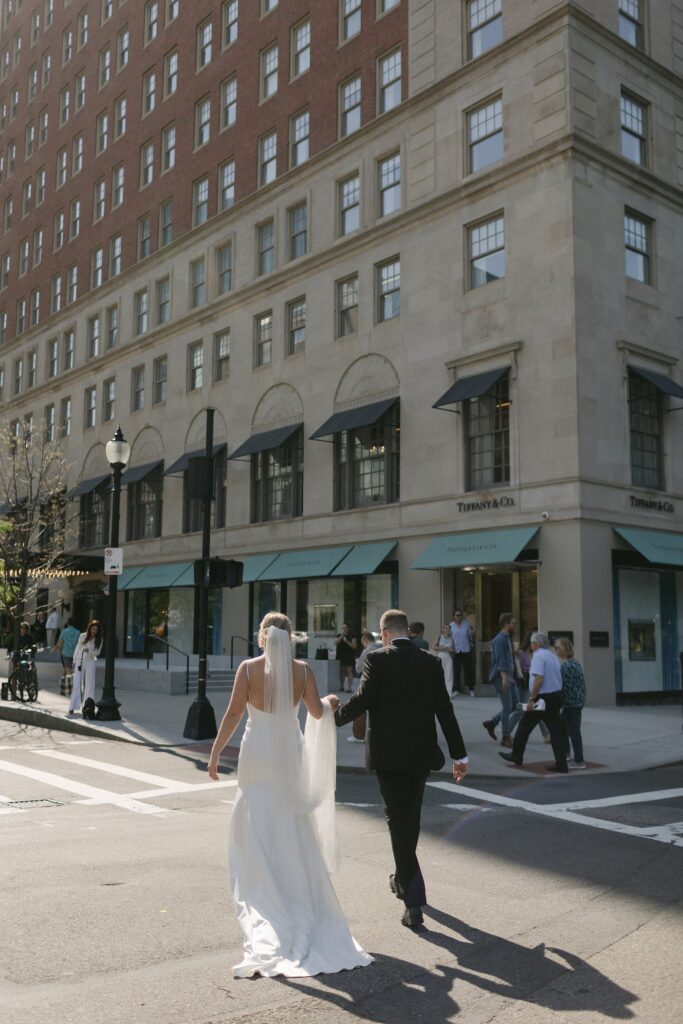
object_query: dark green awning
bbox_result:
[229,425,300,460]
[310,399,397,440]
[629,367,683,399]
[614,527,683,568]
[433,367,509,409]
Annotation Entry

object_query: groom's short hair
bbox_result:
[380,610,409,635]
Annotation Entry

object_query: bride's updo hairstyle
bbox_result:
[258,611,292,649]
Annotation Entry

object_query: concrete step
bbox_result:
[187,669,235,693]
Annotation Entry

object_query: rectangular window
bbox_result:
[39,107,48,143]
[378,50,401,113]
[143,70,156,114]
[60,397,71,438]
[41,51,51,87]
[127,467,163,541]
[469,215,505,288]
[193,177,209,225]
[259,132,277,186]
[258,220,275,275]
[99,46,111,86]
[465,373,510,490]
[106,304,119,348]
[51,275,62,313]
[378,152,400,216]
[27,349,37,386]
[62,28,73,65]
[290,109,309,167]
[219,160,235,209]
[87,314,100,358]
[1,253,9,288]
[57,147,68,187]
[251,428,303,523]
[131,365,145,412]
[135,289,149,334]
[78,10,89,48]
[117,27,129,70]
[221,77,236,128]
[287,297,306,355]
[103,378,115,422]
[110,234,122,276]
[166,0,179,24]
[96,111,108,153]
[91,245,104,286]
[619,0,643,48]
[190,257,206,307]
[624,211,650,283]
[222,1,238,47]
[19,239,29,274]
[47,337,59,377]
[342,0,361,40]
[144,1,159,43]
[621,92,646,165]
[153,355,167,404]
[254,311,273,367]
[25,122,35,158]
[160,199,173,245]
[5,196,15,232]
[44,403,56,442]
[84,385,97,428]
[79,479,110,548]
[141,141,154,186]
[289,203,307,260]
[112,164,124,207]
[14,356,23,393]
[76,69,86,108]
[468,96,503,172]
[187,341,203,391]
[339,174,360,235]
[195,96,211,147]
[164,49,178,96]
[340,76,361,136]
[138,214,152,259]
[37,168,46,205]
[67,264,78,304]
[378,258,400,321]
[94,178,105,221]
[72,133,84,173]
[63,328,75,370]
[628,372,662,488]
[467,0,503,59]
[292,20,310,77]
[334,403,400,510]
[213,329,230,381]
[114,95,127,136]
[197,19,212,69]
[70,198,81,238]
[261,44,278,99]
[156,276,170,323]
[54,211,64,250]
[30,289,40,326]
[217,243,232,294]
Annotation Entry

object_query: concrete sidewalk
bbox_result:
[1,658,681,776]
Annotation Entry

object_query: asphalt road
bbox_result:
[1,722,682,1024]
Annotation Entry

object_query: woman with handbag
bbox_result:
[68,620,103,714]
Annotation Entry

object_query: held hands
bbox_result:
[323,694,340,712]
[452,761,469,783]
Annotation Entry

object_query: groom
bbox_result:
[334,609,469,928]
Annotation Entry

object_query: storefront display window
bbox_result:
[628,619,656,661]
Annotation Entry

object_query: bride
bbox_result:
[208,612,373,978]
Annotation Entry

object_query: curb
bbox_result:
[0,704,137,742]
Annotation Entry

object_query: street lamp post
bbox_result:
[96,425,131,722]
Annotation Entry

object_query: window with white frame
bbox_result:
[27,348,37,385]
[51,274,62,312]
[213,329,230,381]
[4,196,13,232]
[92,245,104,286]
[44,403,56,442]
[340,76,361,136]
[29,66,39,102]
[378,152,400,216]
[469,215,505,288]
[144,1,159,43]
[117,27,129,70]
[341,0,361,40]
[153,355,167,404]
[68,199,80,240]
[339,174,360,235]
[377,257,400,321]
[156,276,170,323]
[138,214,152,259]
[131,365,145,412]
[39,106,48,143]
[195,96,211,147]
[143,70,156,114]
[197,19,212,69]
[254,311,273,367]
[220,160,235,209]
[77,9,88,48]
[30,290,40,327]
[25,122,35,158]
[193,176,209,225]
[63,328,75,370]
[19,239,29,275]
[59,86,71,124]
[135,289,149,334]
[96,111,108,153]
[140,141,154,186]
[54,209,65,249]
[261,45,278,99]
[106,305,119,348]
[0,253,9,288]
[56,147,68,187]
[217,243,232,294]
[114,95,127,137]
[99,45,111,86]
[289,203,307,260]
[67,264,78,303]
[187,341,203,391]
[190,257,206,306]
[166,0,179,23]
[162,123,175,170]
[112,164,124,207]
[287,297,306,355]
[93,178,105,221]
[259,131,277,185]
[258,220,275,275]
[60,397,71,437]
[620,92,646,165]
[221,77,236,128]
[75,69,86,109]
[467,0,503,59]
[42,51,51,86]
[36,168,45,205]
[72,134,84,173]
[33,227,43,265]
[14,355,24,392]
[290,110,309,166]
[624,210,651,283]
[618,0,644,49]
[62,28,73,65]
[378,50,401,113]
[164,49,178,96]
[103,378,115,422]
[84,385,97,428]
[109,233,122,276]
[223,1,238,47]
[292,20,310,76]
[87,314,100,357]
[468,96,503,172]
[160,198,173,244]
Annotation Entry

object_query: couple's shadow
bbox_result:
[278,906,638,1022]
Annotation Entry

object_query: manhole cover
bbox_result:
[7,799,64,808]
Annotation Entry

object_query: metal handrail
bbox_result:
[146,635,191,695]
[230,634,259,665]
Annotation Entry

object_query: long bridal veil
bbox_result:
[262,625,338,872]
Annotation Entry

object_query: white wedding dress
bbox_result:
[229,627,373,978]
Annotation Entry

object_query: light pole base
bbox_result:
[96,697,122,722]
[183,696,217,740]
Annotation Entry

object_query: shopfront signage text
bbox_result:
[629,495,675,513]
[457,496,515,513]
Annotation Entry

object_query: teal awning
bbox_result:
[118,567,145,590]
[614,527,683,568]
[331,541,397,576]
[172,563,196,587]
[241,553,281,583]
[411,527,539,570]
[258,546,352,581]
[123,562,194,589]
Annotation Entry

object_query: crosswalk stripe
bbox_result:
[34,749,195,789]
[127,779,239,799]
[0,758,165,815]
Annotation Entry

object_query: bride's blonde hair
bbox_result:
[257,611,292,649]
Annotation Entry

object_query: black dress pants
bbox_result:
[453,651,474,693]
[376,769,429,910]
[511,690,567,768]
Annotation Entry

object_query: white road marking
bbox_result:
[427,781,683,847]
[543,787,683,812]
[34,749,196,790]
[126,779,239,799]
[0,758,165,815]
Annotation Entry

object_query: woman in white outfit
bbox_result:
[208,611,373,979]
[432,623,455,693]
[68,620,103,713]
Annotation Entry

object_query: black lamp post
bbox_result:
[96,425,131,722]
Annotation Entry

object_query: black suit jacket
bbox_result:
[334,639,467,772]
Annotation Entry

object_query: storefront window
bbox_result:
[614,566,680,694]
[125,588,168,656]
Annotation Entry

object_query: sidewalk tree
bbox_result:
[0,417,74,648]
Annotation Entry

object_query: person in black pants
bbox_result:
[334,609,469,928]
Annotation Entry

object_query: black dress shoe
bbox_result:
[389,873,398,896]
[499,751,522,765]
[546,764,568,774]
[401,907,424,929]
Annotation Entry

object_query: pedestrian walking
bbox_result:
[56,618,81,696]
[482,613,521,748]
[45,606,61,649]
[432,624,455,694]
[68,620,103,714]
[517,633,551,744]
[555,637,587,769]
[450,610,475,695]
[499,631,568,773]
[348,631,381,743]
[408,622,430,651]
[334,623,358,693]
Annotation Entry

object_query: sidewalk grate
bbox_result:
[7,798,64,808]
